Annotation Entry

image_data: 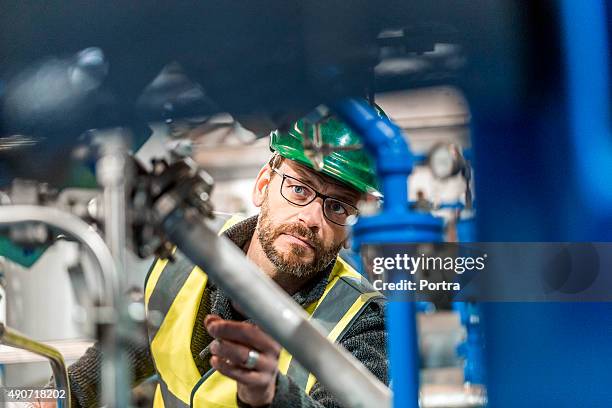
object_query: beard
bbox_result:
[257,196,343,281]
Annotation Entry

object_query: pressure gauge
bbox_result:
[428,143,465,180]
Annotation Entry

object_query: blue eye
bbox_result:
[292,185,306,195]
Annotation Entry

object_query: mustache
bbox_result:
[273,223,323,251]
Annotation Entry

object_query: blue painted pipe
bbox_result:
[454,214,485,385]
[475,3,612,406]
[332,99,444,408]
[560,0,612,216]
[331,99,412,212]
[453,301,485,385]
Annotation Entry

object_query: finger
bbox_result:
[209,339,276,372]
[211,355,273,387]
[204,314,223,328]
[207,320,280,356]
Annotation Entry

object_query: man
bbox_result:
[40,113,387,407]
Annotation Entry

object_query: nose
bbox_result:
[297,198,324,233]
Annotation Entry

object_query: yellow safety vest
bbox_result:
[143,216,383,407]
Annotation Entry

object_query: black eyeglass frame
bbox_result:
[270,168,360,226]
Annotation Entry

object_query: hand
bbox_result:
[205,315,281,407]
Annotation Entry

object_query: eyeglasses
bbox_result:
[271,168,359,226]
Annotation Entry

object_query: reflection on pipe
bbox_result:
[0,323,71,408]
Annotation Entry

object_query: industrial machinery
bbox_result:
[1,1,611,407]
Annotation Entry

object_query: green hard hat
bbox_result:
[270,112,380,195]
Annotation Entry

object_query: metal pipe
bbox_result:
[0,266,6,386]
[0,205,117,307]
[331,99,433,408]
[388,301,420,408]
[0,205,120,406]
[331,99,413,212]
[95,130,133,408]
[161,209,391,408]
[96,131,129,287]
[0,323,71,408]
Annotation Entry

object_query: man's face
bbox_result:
[256,158,361,280]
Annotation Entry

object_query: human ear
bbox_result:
[252,165,272,208]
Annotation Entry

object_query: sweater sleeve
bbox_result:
[268,299,388,408]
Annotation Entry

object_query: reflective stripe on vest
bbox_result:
[144,217,383,407]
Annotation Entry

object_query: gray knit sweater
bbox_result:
[66,216,388,407]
